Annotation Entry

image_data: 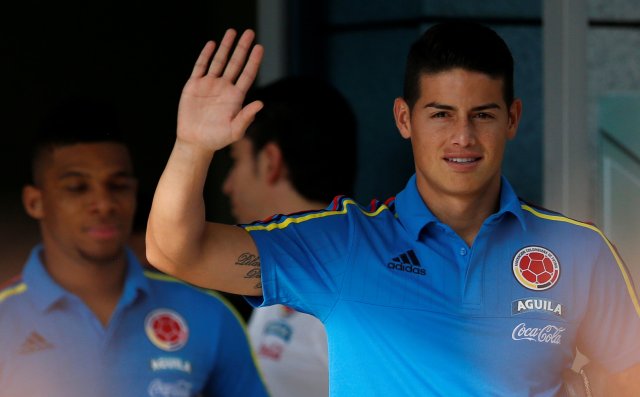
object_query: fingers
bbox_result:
[190,41,216,78]
[208,29,238,76]
[221,30,256,81]
[236,44,264,93]
[189,28,262,91]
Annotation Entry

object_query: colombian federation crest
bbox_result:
[512,246,560,291]
[145,309,189,351]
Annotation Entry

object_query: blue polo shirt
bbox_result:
[0,245,268,397]
[244,175,640,396]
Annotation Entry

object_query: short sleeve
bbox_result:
[243,202,355,320]
[577,237,640,372]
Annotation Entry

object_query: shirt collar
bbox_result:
[494,176,527,230]
[395,174,527,241]
[120,249,151,307]
[22,244,150,313]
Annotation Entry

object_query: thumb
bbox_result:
[231,100,263,139]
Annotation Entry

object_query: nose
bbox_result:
[451,118,476,147]
[89,186,117,214]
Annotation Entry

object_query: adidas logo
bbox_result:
[387,249,425,276]
[19,331,54,354]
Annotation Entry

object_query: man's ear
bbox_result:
[22,185,44,220]
[259,142,285,184]
[507,98,523,140]
[393,97,412,140]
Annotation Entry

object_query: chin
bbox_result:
[79,245,126,265]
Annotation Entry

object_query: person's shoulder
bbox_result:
[142,267,242,310]
[242,195,396,233]
[140,268,249,340]
[519,199,607,239]
[0,274,28,310]
[143,266,215,296]
[336,195,400,228]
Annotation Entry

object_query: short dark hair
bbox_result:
[403,21,514,108]
[244,76,357,202]
[30,96,129,185]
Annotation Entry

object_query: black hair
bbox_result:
[30,96,129,185]
[244,76,357,202]
[403,21,514,109]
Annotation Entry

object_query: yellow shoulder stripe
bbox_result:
[0,283,27,304]
[142,270,248,326]
[244,198,389,232]
[143,270,181,284]
[522,204,640,317]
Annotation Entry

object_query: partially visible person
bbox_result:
[222,76,357,397]
[129,189,153,266]
[147,25,640,396]
[0,97,268,396]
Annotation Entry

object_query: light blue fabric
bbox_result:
[0,245,268,397]
[245,174,640,396]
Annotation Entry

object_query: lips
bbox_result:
[86,225,120,240]
[446,157,479,163]
[443,154,483,170]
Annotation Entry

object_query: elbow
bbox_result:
[145,227,176,275]
[145,222,197,281]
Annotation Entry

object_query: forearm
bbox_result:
[146,29,265,293]
[146,139,214,276]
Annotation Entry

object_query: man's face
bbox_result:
[395,68,521,201]
[24,142,137,264]
[222,138,269,224]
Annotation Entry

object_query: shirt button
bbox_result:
[459,247,467,256]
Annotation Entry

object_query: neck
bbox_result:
[263,182,327,218]
[274,195,325,215]
[39,241,127,326]
[417,177,502,246]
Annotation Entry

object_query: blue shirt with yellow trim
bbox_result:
[244,174,640,396]
[0,245,268,397]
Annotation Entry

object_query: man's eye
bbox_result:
[432,112,448,118]
[474,112,493,119]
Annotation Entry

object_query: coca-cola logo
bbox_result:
[147,379,192,397]
[511,322,565,345]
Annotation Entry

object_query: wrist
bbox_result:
[174,138,216,160]
[563,368,591,397]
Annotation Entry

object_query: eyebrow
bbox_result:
[424,102,502,111]
[58,170,135,180]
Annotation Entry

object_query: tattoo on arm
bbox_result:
[235,252,260,267]
[235,252,262,290]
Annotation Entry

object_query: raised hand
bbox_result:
[177,29,264,152]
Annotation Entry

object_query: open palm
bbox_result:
[177,29,264,152]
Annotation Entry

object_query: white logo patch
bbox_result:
[511,322,565,344]
[147,379,192,397]
[512,298,564,317]
[150,357,192,373]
